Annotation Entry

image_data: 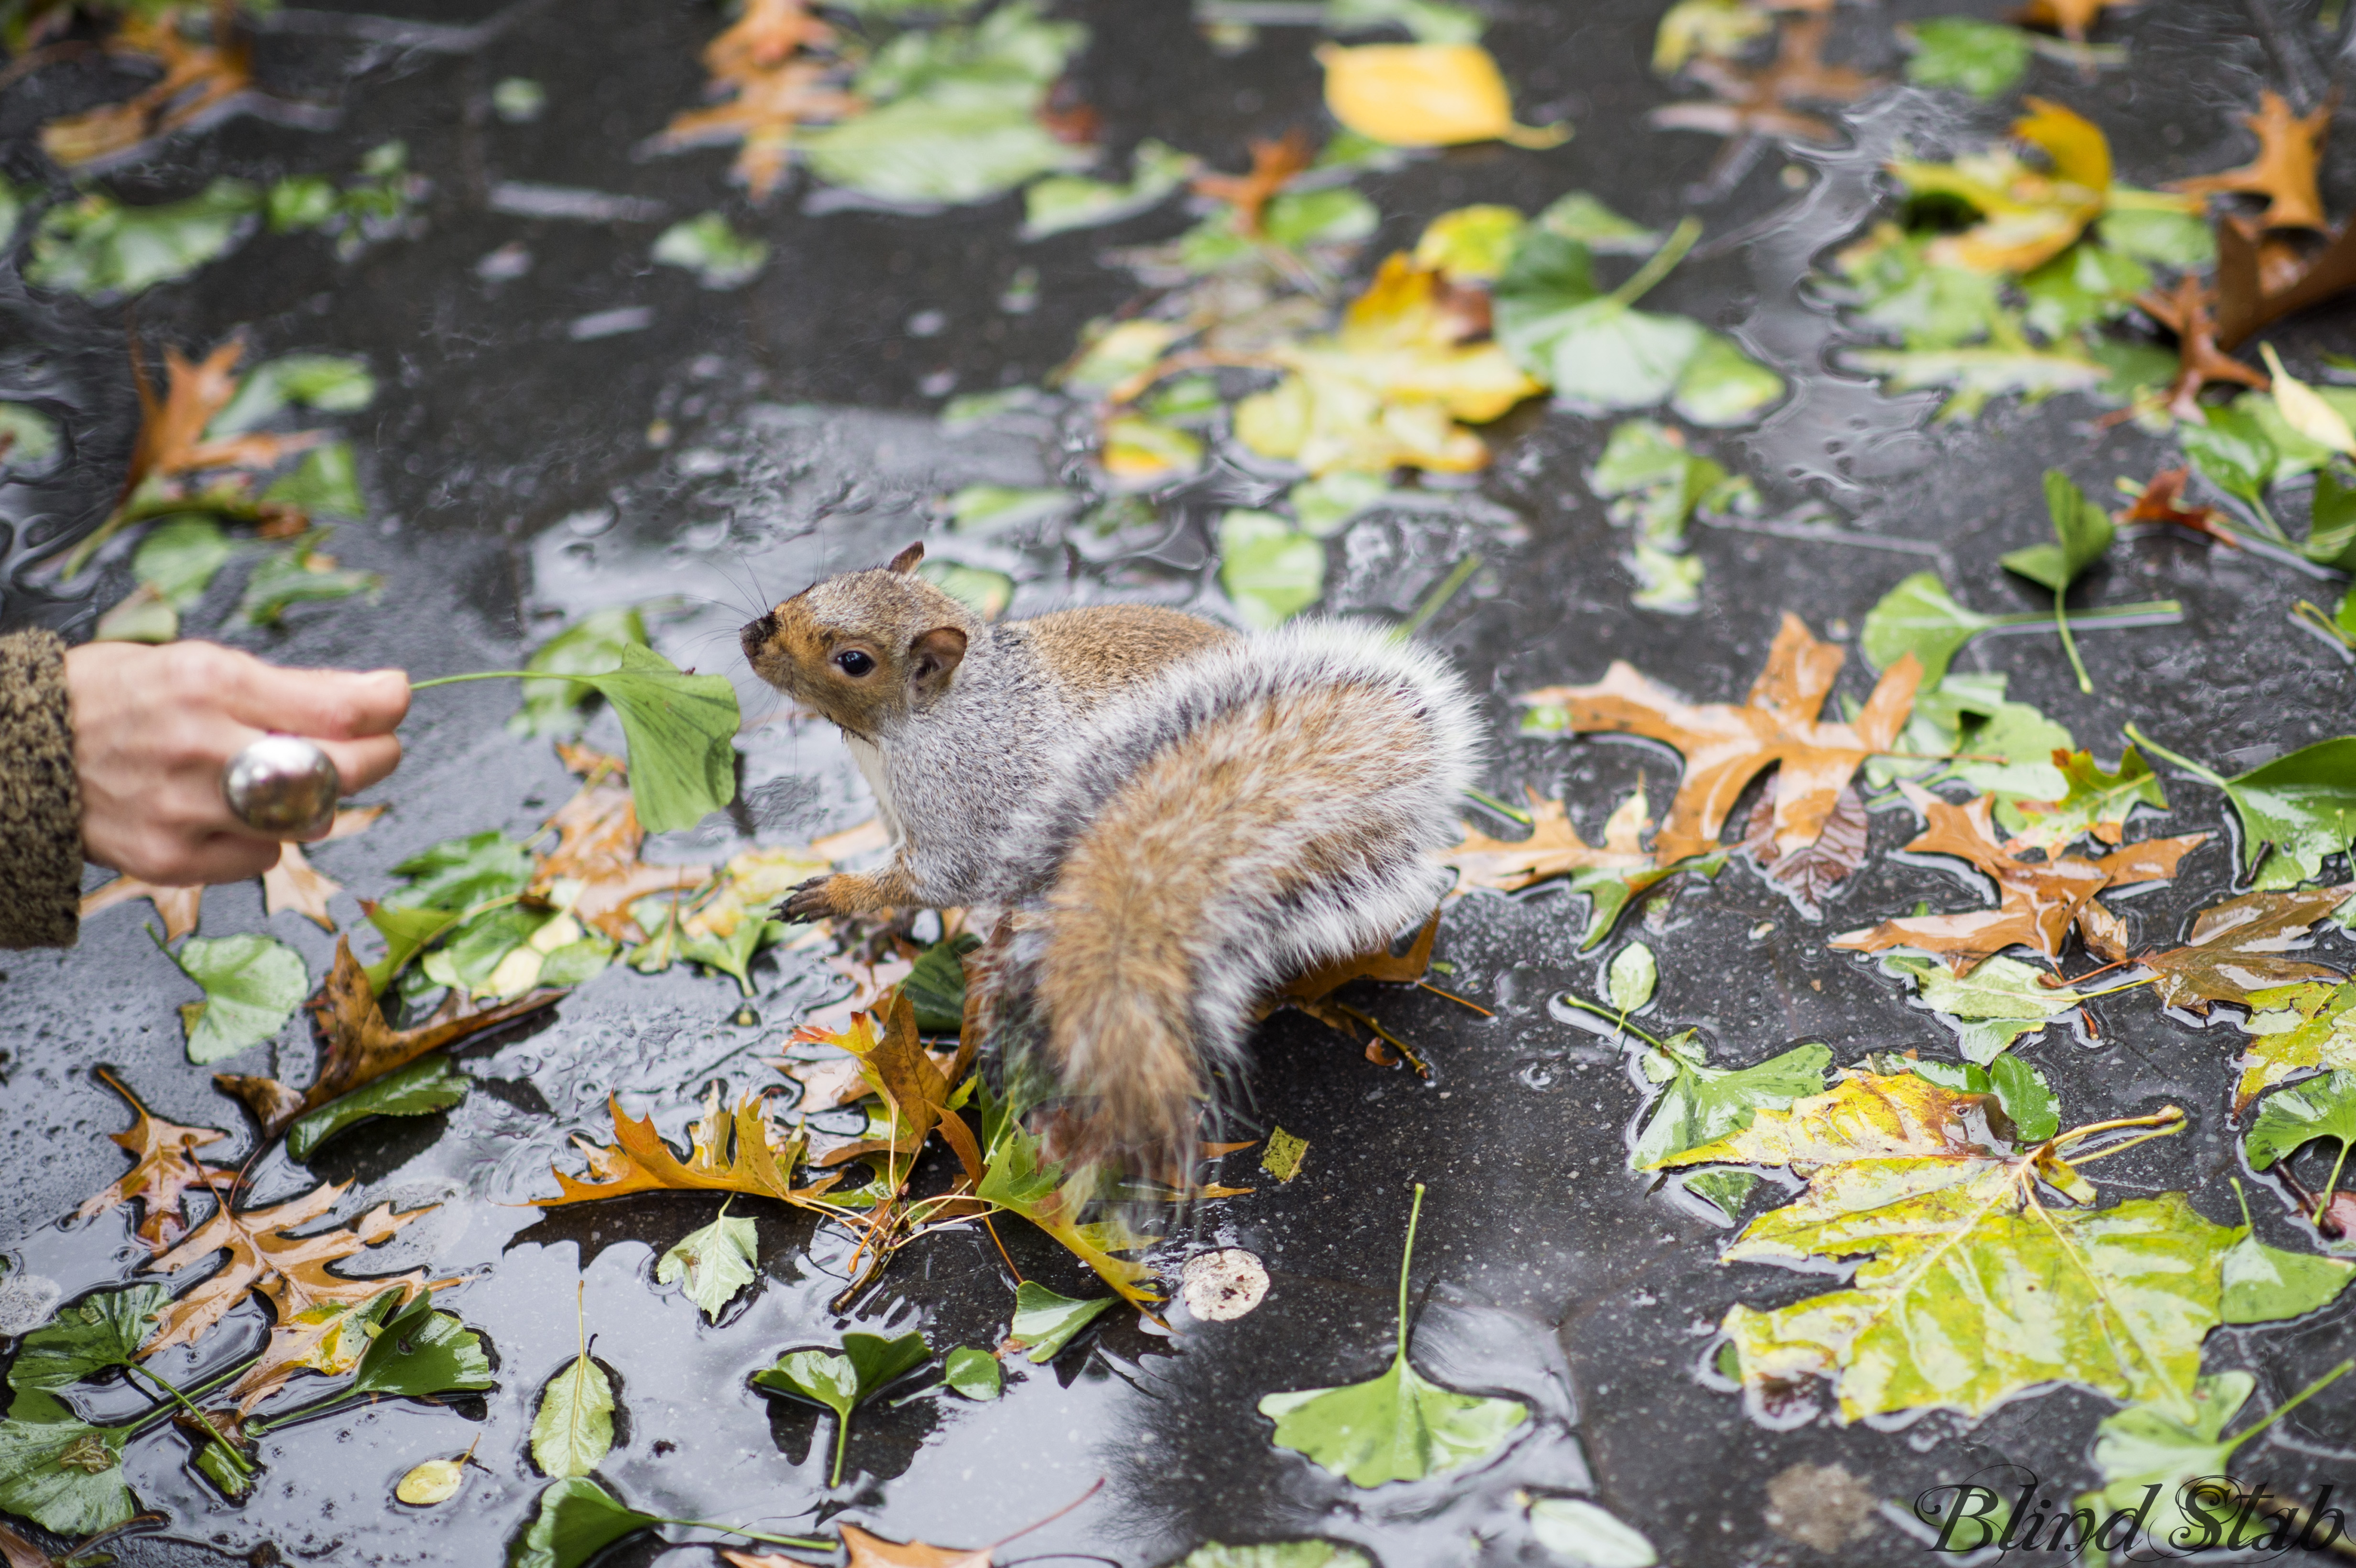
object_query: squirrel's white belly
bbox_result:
[844,734,905,844]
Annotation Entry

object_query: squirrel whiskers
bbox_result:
[741,543,1483,1171]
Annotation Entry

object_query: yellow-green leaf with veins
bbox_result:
[529,1290,612,1479]
[1657,1074,2294,1422]
[1260,1185,1527,1486]
[2004,744,2167,853]
[2236,980,2356,1111]
[655,1200,759,1320]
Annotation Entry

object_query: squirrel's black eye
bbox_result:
[834,649,874,677]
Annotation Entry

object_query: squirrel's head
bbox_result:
[740,542,976,735]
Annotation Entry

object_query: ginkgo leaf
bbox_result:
[75,1068,232,1252]
[1259,1185,1527,1486]
[1527,1497,1660,1568]
[1006,1282,1116,1364]
[655,1202,760,1321]
[2004,745,2168,853]
[1860,572,2003,690]
[751,1330,929,1486]
[1630,1034,1831,1170]
[345,1294,494,1402]
[170,934,307,1064]
[1881,953,2087,1064]
[942,1346,1001,1401]
[2089,1362,2354,1550]
[1169,1546,1371,1568]
[531,1291,613,1479]
[2001,469,2114,593]
[2132,728,2356,885]
[2098,886,2353,1015]
[1606,944,1657,1013]
[512,1477,660,1568]
[2245,1072,2356,1242]
[1518,614,1921,863]
[2171,92,2330,232]
[1831,783,2204,971]
[7,1285,169,1396]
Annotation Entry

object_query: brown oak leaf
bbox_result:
[2099,886,2353,1013]
[538,1082,841,1211]
[144,1179,431,1355]
[1191,127,1314,237]
[80,875,202,942]
[1832,783,2206,970]
[76,1068,234,1252]
[1744,779,1870,922]
[1444,785,1652,894]
[2118,466,2235,546]
[531,752,709,942]
[38,12,252,169]
[1520,613,1921,864]
[2135,272,2269,422]
[653,0,858,201]
[1651,14,1879,145]
[2015,0,2138,44]
[2171,91,2331,232]
[2214,211,2356,350]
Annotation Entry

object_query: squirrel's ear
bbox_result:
[886,542,925,574]
[907,626,967,697]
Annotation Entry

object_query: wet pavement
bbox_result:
[3,0,2356,1563]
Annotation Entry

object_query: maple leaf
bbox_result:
[2002,744,2167,854]
[2117,466,2235,546]
[1657,1073,2320,1422]
[38,12,252,170]
[798,993,981,1184]
[531,752,709,943]
[2085,886,2353,1016]
[1519,612,1922,864]
[144,1177,431,1355]
[1190,128,1314,239]
[2135,271,2269,421]
[1742,778,1869,921]
[2171,91,2330,233]
[216,935,561,1139]
[259,807,380,931]
[76,1067,233,1252]
[1831,782,2203,970]
[1650,13,1878,145]
[653,0,858,201]
[2015,0,2137,44]
[1444,784,1653,893]
[79,874,201,942]
[536,1082,840,1212]
[2237,980,2356,1111]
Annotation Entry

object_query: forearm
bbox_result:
[0,629,84,948]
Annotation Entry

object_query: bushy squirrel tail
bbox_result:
[990,621,1483,1170]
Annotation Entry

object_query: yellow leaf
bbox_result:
[2260,344,2356,454]
[1316,43,1568,150]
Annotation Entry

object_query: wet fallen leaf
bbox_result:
[1661,1076,2344,1420]
[652,211,769,290]
[2131,729,2356,886]
[2098,886,2353,1015]
[1315,41,1566,148]
[1518,612,1922,863]
[1889,99,2111,274]
[656,1200,760,1320]
[1170,1547,1369,1568]
[1527,1496,1660,1568]
[2017,0,2136,44]
[1261,1126,1309,1182]
[751,1330,930,1485]
[2003,744,2166,853]
[974,1082,1161,1308]
[1650,13,1877,147]
[395,1447,473,1506]
[170,933,306,1064]
[1024,137,1194,240]
[2171,92,2329,233]
[531,1288,613,1479]
[1006,1280,1117,1364]
[1742,779,1868,921]
[2246,1070,2356,1235]
[261,843,338,930]
[1653,0,1773,75]
[942,1345,1001,1401]
[654,0,856,200]
[1443,784,1652,893]
[2138,270,2270,420]
[0,1396,131,1535]
[1190,129,1315,239]
[217,935,559,1140]
[835,1524,988,1568]
[1217,509,1326,627]
[529,752,711,943]
[1881,953,2088,1063]
[1260,1185,1527,1485]
[75,1068,232,1251]
[2214,209,2356,351]
[284,1054,469,1163]
[2089,1365,2354,1555]
[1631,1033,1831,1171]
[512,1478,660,1568]
[2234,980,2356,1110]
[23,178,260,302]
[1831,782,2203,971]
[1901,17,2031,100]
[38,12,251,170]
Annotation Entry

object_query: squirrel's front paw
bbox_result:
[782,874,846,922]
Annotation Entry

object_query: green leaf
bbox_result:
[235,534,380,626]
[678,916,772,996]
[1988,1053,2060,1142]
[131,515,234,608]
[1172,1546,1372,1568]
[2218,1227,2356,1323]
[1632,1036,1832,1169]
[1021,138,1191,239]
[385,830,535,913]
[904,935,979,1034]
[530,1332,614,1479]
[1860,572,1999,688]
[1682,1170,1758,1221]
[208,354,375,435]
[286,1054,470,1161]
[2221,737,2356,881]
[2180,403,2278,509]
[1007,1281,1117,1363]
[1259,1187,1527,1486]
[2305,464,2356,569]
[1535,192,1658,255]
[655,1201,760,1320]
[0,403,61,475]
[2019,241,2148,341]
[802,97,1090,206]
[508,1478,659,1568]
[945,483,1077,535]
[1527,1496,1660,1567]
[2003,744,2167,852]
[0,1394,133,1536]
[24,179,261,298]
[2001,468,2114,592]
[2091,1362,2353,1549]
[1530,302,1706,412]
[1672,333,1784,426]
[1219,510,1326,629]
[1848,343,2106,422]
[266,175,337,232]
[1898,673,2074,807]
[535,936,615,990]
[1605,944,1657,1013]
[1263,186,1379,251]
[1262,1125,1309,1182]
[1901,17,2030,99]
[7,1286,169,1397]
[172,934,308,1064]
[556,643,740,833]
[942,1345,1001,1401]
[348,1296,495,1400]
[362,903,462,992]
[752,1330,929,1485]
[2247,1069,2356,1172]
[1881,953,2088,1065]
[423,904,552,995]
[2098,200,2217,269]
[650,212,769,289]
[512,607,651,738]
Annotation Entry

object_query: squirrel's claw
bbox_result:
[782,874,840,922]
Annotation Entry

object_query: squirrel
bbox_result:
[740,541,1482,1167]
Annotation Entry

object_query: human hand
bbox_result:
[65,641,409,885]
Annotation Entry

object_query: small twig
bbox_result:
[1417,980,1493,1017]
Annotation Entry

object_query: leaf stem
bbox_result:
[1395,1183,1425,1365]
[2122,723,2231,790]
[117,1352,265,1439]
[1981,599,2183,629]
[1608,217,1702,309]
[2055,592,2094,696]
[1394,555,1483,642]
[126,1364,254,1476]
[831,1411,850,1488]
[406,670,537,689]
[1462,786,1533,826]
[656,1518,837,1552]
[2319,1134,2352,1222]
[1551,991,1672,1050]
[2220,1359,2355,1462]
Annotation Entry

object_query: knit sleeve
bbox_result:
[0,629,83,948]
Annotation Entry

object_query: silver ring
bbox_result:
[222,734,341,837]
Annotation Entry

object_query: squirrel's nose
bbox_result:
[739,611,778,658]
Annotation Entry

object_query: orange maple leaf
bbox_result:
[2015,0,2137,44]
[1444,785,1652,894]
[538,1082,841,1210]
[1519,613,1921,864]
[1831,782,2206,970]
[1190,127,1314,238]
[2171,91,2331,233]
[76,1067,234,1252]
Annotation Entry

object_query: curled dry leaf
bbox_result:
[2170,91,2331,233]
[216,936,561,1139]
[1520,612,1921,864]
[1831,783,2205,971]
[76,1068,232,1252]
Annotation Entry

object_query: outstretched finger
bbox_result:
[209,647,410,739]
